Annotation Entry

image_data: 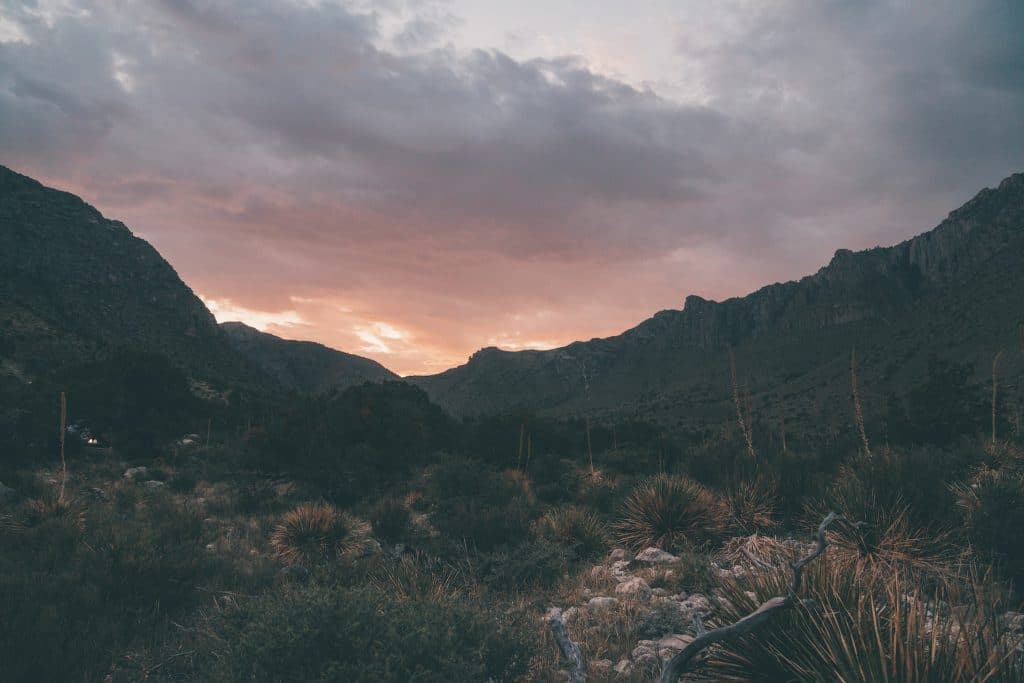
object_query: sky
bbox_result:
[1,1,1022,376]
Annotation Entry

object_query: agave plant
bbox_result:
[534,505,608,560]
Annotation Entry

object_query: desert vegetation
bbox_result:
[1,360,1023,682]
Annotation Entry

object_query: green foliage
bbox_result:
[613,474,725,551]
[202,584,536,682]
[369,496,413,545]
[533,505,609,560]
[480,538,573,591]
[955,468,1024,585]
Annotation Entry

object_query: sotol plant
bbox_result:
[271,503,372,565]
[613,474,724,551]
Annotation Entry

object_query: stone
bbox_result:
[614,659,633,675]
[679,593,711,617]
[123,466,149,481]
[562,607,579,624]
[610,560,632,580]
[630,642,659,667]
[590,659,613,673]
[656,634,694,658]
[587,596,619,610]
[79,486,109,501]
[143,480,165,490]
[608,548,629,562]
[615,577,652,601]
[636,547,679,564]
[652,588,668,597]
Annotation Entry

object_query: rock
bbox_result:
[615,577,652,601]
[563,607,579,624]
[652,588,668,597]
[679,593,711,617]
[0,481,16,502]
[1003,611,1024,632]
[636,547,679,564]
[590,659,613,673]
[614,658,633,675]
[656,634,694,658]
[143,480,165,490]
[587,597,619,611]
[610,560,632,581]
[608,548,629,562]
[630,642,659,667]
[276,565,312,584]
[123,466,149,481]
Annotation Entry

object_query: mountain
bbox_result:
[409,173,1024,438]
[221,321,398,394]
[0,165,269,411]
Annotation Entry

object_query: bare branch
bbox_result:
[659,512,853,683]
[549,610,587,683]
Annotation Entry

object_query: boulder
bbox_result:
[636,547,679,564]
[123,466,149,481]
[615,577,652,601]
[608,548,629,562]
[587,596,619,611]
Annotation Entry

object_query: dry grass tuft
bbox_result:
[724,475,779,533]
[270,503,372,565]
[534,506,608,560]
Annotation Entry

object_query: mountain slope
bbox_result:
[409,173,1024,436]
[221,322,398,394]
[0,165,266,394]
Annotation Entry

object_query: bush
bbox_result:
[613,475,724,552]
[533,506,608,560]
[370,496,413,545]
[270,503,372,565]
[954,468,1024,585]
[704,561,1021,682]
[480,538,573,591]
[201,584,536,682]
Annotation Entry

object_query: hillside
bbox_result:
[0,166,276,452]
[409,173,1024,438]
[221,321,398,394]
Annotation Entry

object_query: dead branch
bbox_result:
[549,609,587,683]
[659,512,855,683]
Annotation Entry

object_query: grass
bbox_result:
[613,474,725,552]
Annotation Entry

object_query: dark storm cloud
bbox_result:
[0,0,1021,373]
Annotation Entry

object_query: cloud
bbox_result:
[0,0,1021,374]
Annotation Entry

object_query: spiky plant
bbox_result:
[534,505,608,560]
[271,503,372,565]
[953,468,1024,584]
[613,475,724,552]
[371,553,468,602]
[725,475,779,533]
[703,561,1022,682]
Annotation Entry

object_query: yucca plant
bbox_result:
[704,561,1022,682]
[534,505,608,560]
[270,503,372,565]
[953,467,1024,584]
[613,474,724,552]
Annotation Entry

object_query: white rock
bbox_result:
[656,634,694,657]
[635,547,679,564]
[608,548,629,562]
[123,466,149,481]
[587,596,619,610]
[615,577,652,601]
[143,480,165,490]
[614,659,633,675]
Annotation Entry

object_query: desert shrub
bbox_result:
[201,584,535,682]
[613,474,724,552]
[636,600,694,639]
[724,475,779,533]
[480,538,573,591]
[0,491,240,682]
[704,561,1021,682]
[954,468,1024,585]
[534,506,608,560]
[371,553,471,602]
[370,496,413,545]
[270,503,372,565]
[806,499,960,583]
[423,459,537,551]
[236,479,278,513]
